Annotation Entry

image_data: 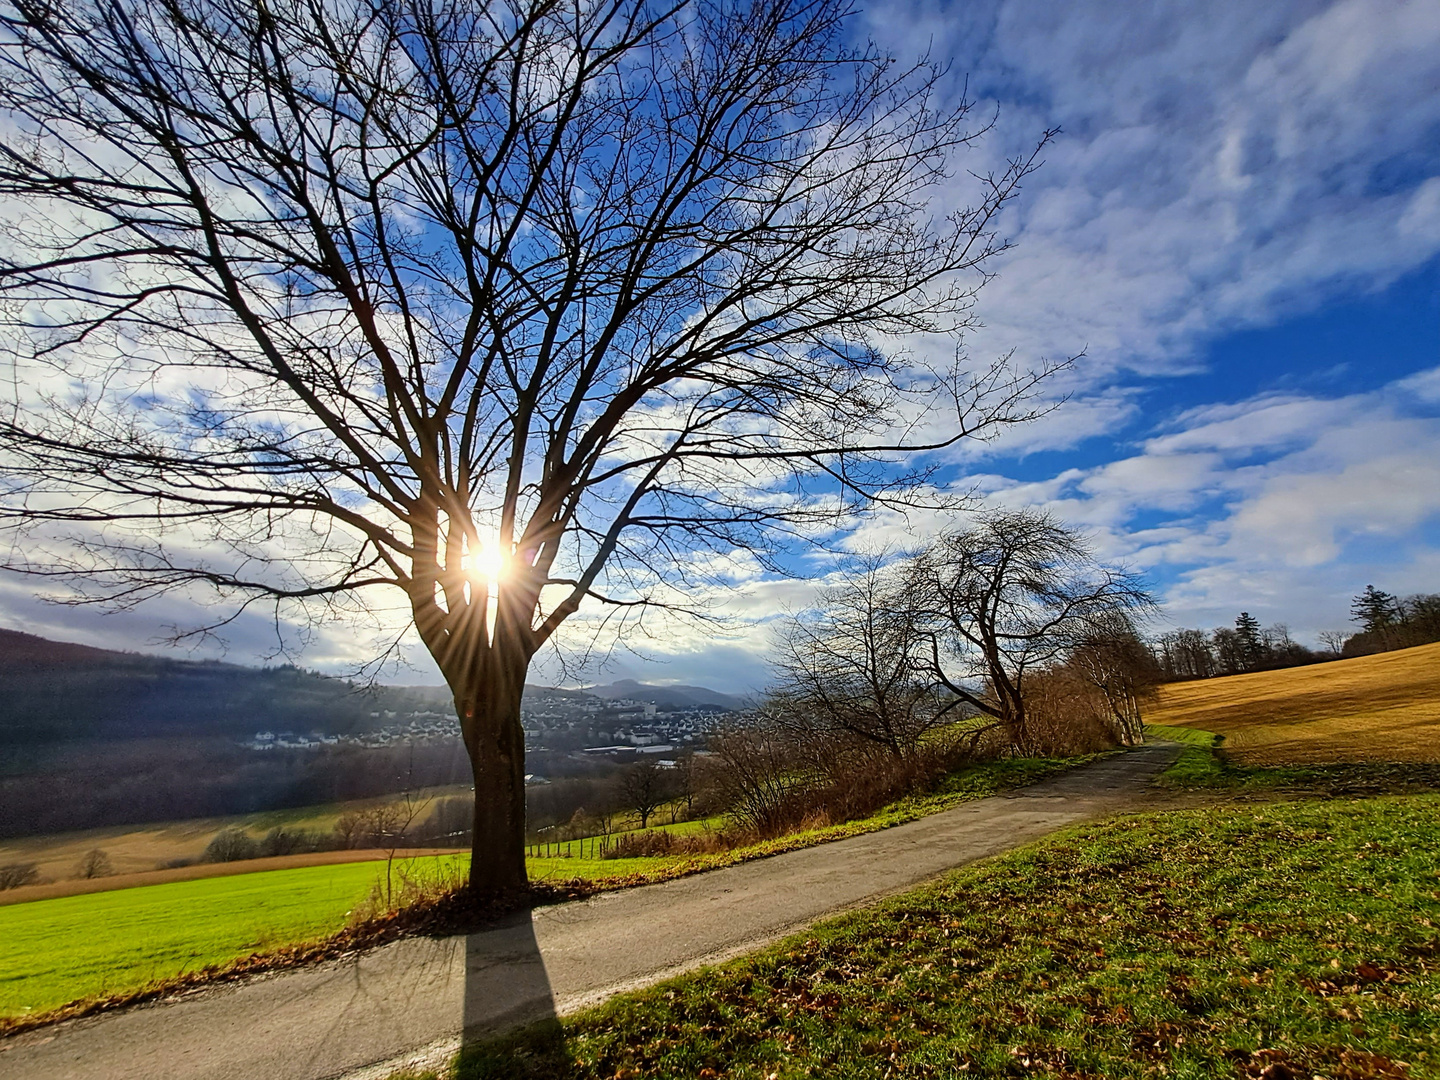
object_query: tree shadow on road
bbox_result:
[447,910,579,1079]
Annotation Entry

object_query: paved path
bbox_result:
[0,744,1180,1080]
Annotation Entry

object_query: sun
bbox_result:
[473,544,508,584]
[461,542,509,588]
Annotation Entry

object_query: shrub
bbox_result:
[75,848,114,879]
[706,722,821,837]
[707,718,995,840]
[1020,667,1119,757]
[257,826,329,857]
[0,862,41,889]
[602,824,753,860]
[202,827,259,862]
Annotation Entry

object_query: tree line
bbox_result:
[1154,585,1440,682]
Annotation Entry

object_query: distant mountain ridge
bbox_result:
[580,678,744,712]
[0,629,740,747]
[0,628,439,746]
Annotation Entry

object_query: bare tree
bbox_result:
[667,748,699,823]
[617,755,671,829]
[75,848,114,878]
[909,510,1151,756]
[1065,612,1161,746]
[0,0,1054,899]
[0,862,40,890]
[768,554,949,756]
[1317,630,1348,657]
[1156,628,1216,680]
[706,712,818,836]
[332,811,368,850]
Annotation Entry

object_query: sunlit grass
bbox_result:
[444,796,1440,1079]
[1147,641,1440,764]
[0,858,422,1017]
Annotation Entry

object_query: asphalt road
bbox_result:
[0,743,1180,1080]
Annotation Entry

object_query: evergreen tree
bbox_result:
[1351,586,1399,634]
[1234,612,1264,670]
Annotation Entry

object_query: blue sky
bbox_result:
[597,0,1440,691]
[2,0,1437,694]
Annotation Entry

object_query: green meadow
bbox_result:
[450,794,1440,1080]
[0,858,399,1018]
[0,756,1079,1025]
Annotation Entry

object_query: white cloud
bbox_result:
[975,365,1440,639]
[863,0,1440,397]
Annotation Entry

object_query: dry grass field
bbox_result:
[0,784,472,889]
[1146,640,1440,765]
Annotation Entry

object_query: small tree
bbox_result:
[75,848,115,879]
[1234,612,1264,671]
[0,862,41,890]
[1212,627,1245,675]
[1066,613,1162,746]
[768,556,949,757]
[1401,594,1440,646]
[910,510,1152,756]
[332,812,368,850]
[618,757,672,830]
[706,715,818,837]
[1318,630,1348,657]
[202,828,259,863]
[1352,586,1401,638]
[668,749,700,824]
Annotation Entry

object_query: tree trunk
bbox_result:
[454,630,531,901]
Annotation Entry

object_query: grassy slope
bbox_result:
[0,756,1081,1023]
[1147,641,1440,765]
[445,796,1440,1080]
[0,858,427,1018]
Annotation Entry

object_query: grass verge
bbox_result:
[437,795,1440,1080]
[0,754,1088,1035]
[1146,724,1440,800]
[1146,723,1228,786]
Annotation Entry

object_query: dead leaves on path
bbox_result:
[1235,1047,1411,1080]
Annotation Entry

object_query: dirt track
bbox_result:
[0,744,1180,1080]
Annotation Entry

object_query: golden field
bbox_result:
[1147,640,1440,764]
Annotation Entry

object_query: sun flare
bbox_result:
[461,543,508,586]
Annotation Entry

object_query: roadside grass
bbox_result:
[0,856,456,1019]
[1147,640,1440,765]
[1146,724,1440,800]
[436,795,1440,1080]
[1145,723,1228,786]
[0,755,1086,1028]
[526,814,729,859]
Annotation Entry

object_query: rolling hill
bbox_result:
[1146,640,1440,764]
[583,678,744,711]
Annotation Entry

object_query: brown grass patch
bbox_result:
[1148,641,1440,765]
[0,784,473,889]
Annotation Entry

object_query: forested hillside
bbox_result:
[0,629,452,746]
[0,631,473,836]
